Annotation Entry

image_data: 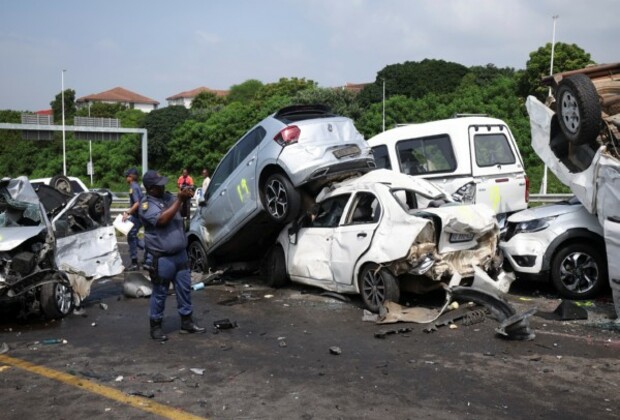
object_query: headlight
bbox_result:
[514,216,556,234]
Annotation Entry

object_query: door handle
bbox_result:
[357,232,367,238]
[247,158,255,166]
[220,190,226,196]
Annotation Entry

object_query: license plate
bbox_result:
[449,233,475,243]
[333,145,360,159]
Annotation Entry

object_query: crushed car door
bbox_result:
[330,192,380,285]
[203,150,236,245]
[287,194,350,283]
[469,125,527,214]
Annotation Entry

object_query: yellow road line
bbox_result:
[0,354,207,420]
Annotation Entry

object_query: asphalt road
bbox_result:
[1,243,619,419]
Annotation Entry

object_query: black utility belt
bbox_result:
[149,250,183,258]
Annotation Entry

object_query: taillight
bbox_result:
[274,125,301,146]
[525,175,530,203]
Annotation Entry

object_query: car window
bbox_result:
[234,126,266,167]
[206,152,235,200]
[371,145,392,170]
[311,194,351,228]
[70,180,86,193]
[473,133,516,167]
[396,135,456,175]
[346,192,381,224]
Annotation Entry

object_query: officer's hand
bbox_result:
[178,189,193,202]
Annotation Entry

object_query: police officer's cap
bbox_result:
[124,167,138,177]
[143,170,168,188]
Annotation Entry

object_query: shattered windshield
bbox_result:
[0,177,43,227]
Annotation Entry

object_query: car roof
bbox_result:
[367,116,509,145]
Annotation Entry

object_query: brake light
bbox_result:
[525,175,530,203]
[274,125,301,146]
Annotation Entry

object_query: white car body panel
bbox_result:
[278,169,504,295]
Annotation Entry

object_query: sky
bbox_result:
[1,0,618,111]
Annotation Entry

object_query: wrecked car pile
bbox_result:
[0,176,123,319]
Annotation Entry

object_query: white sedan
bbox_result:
[264,169,509,312]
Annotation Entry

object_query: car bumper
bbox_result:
[499,236,548,275]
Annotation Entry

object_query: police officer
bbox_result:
[139,170,205,341]
[123,168,152,271]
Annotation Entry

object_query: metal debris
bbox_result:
[329,346,342,355]
[213,319,238,330]
[123,272,153,298]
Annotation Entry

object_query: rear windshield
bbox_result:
[473,133,516,167]
[395,134,457,175]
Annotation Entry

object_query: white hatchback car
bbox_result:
[500,197,606,299]
[264,169,509,312]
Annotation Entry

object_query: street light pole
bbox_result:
[61,69,67,176]
[542,15,559,195]
[382,79,386,132]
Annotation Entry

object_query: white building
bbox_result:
[166,86,229,108]
[76,87,159,113]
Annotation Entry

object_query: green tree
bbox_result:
[293,87,363,120]
[254,77,317,103]
[517,42,594,101]
[228,79,264,103]
[358,59,469,106]
[50,89,76,124]
[191,91,226,109]
[143,106,191,168]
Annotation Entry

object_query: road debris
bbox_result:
[123,272,152,298]
[190,368,205,375]
[0,342,9,354]
[536,300,588,321]
[127,390,155,398]
[329,346,342,355]
[213,319,238,330]
[319,291,350,302]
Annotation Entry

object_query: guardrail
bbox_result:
[107,193,573,216]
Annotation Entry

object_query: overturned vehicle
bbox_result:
[0,177,123,319]
[527,62,620,315]
[265,169,512,312]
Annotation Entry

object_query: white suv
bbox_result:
[367,116,529,223]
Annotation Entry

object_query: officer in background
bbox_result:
[139,170,205,341]
[122,168,152,271]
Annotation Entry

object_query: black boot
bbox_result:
[150,318,168,341]
[180,313,206,334]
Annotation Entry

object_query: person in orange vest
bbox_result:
[177,168,194,190]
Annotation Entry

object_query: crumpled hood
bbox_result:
[507,203,581,223]
[0,226,47,251]
[421,204,497,235]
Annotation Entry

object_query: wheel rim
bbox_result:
[265,178,288,219]
[54,283,73,315]
[362,268,386,308]
[55,179,72,195]
[559,90,581,135]
[559,251,599,294]
[188,243,205,271]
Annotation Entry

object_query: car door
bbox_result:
[330,192,380,285]
[203,151,236,246]
[469,126,527,214]
[227,127,266,227]
[287,194,350,284]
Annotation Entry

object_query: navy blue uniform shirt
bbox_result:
[139,192,187,255]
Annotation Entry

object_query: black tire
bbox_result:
[88,194,105,222]
[188,240,210,273]
[50,175,73,195]
[555,74,601,146]
[40,280,74,319]
[261,173,301,224]
[550,242,607,300]
[359,264,400,313]
[265,245,289,288]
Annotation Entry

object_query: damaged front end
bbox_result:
[0,176,122,319]
[391,205,510,295]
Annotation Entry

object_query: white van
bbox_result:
[367,116,529,221]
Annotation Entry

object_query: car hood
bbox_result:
[0,226,47,251]
[507,202,582,223]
